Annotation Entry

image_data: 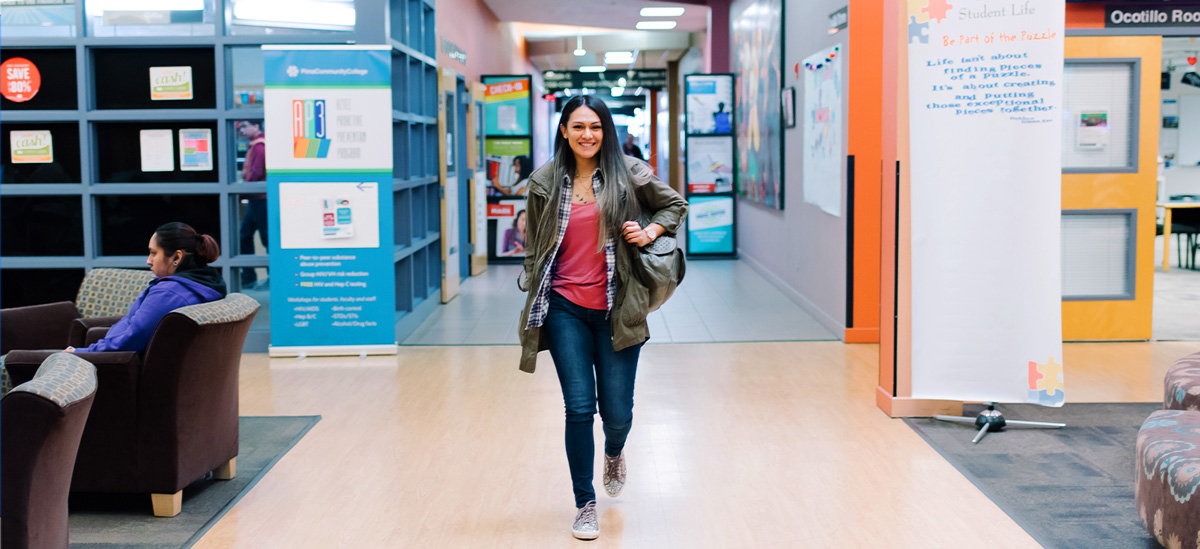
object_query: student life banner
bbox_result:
[263,46,396,356]
[906,1,1065,405]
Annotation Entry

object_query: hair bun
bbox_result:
[195,234,221,264]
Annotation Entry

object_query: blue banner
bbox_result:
[263,47,395,354]
[686,195,735,255]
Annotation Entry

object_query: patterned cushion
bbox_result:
[8,352,97,408]
[173,293,259,326]
[75,268,155,319]
[1164,352,1200,411]
[1135,410,1200,549]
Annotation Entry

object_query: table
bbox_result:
[1160,201,1200,271]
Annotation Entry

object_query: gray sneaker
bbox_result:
[571,501,599,540]
[603,452,626,497]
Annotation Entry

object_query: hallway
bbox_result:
[402,261,838,346]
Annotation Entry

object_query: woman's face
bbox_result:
[147,234,179,278]
[561,106,602,161]
[516,211,527,232]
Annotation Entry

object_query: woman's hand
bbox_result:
[622,221,662,247]
[64,346,76,353]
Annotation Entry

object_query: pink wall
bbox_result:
[434,0,517,82]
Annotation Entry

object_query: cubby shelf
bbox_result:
[0,0,440,350]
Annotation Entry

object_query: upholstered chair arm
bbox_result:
[0,302,79,354]
[68,316,124,348]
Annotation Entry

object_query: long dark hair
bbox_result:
[541,95,640,256]
[155,222,220,271]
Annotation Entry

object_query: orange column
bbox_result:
[845,0,883,344]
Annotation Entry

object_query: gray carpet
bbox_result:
[66,415,319,548]
[905,403,1163,549]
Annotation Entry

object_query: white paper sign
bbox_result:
[907,0,1065,406]
[139,129,174,172]
[801,44,844,217]
[10,130,53,164]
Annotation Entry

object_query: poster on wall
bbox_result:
[139,129,174,172]
[686,74,734,134]
[731,0,784,209]
[10,130,53,163]
[1076,110,1109,149]
[907,0,1065,405]
[487,200,527,258]
[1,57,41,103]
[149,66,193,101]
[483,75,531,136]
[263,45,396,356]
[686,136,734,193]
[485,138,532,197]
[801,44,843,217]
[687,195,735,255]
[178,128,212,171]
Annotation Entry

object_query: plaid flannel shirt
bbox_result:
[525,170,617,329]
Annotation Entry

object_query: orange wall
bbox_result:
[846,0,883,344]
[1066,3,1106,28]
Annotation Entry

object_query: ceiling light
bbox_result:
[574,35,586,56]
[640,7,684,17]
[611,86,625,96]
[579,66,606,73]
[636,21,676,30]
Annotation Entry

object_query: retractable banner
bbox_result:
[906,1,1065,404]
[263,46,396,356]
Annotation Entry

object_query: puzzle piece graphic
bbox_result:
[907,0,930,23]
[1033,357,1065,396]
[908,16,929,44]
[921,0,953,23]
[1027,360,1043,390]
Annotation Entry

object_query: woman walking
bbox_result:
[517,95,687,540]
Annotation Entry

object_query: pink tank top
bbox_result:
[551,202,608,310]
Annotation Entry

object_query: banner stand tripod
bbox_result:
[934,403,1065,444]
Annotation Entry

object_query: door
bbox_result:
[438,67,461,303]
[1061,36,1161,340]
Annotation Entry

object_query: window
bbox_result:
[1062,61,1138,173]
[1,49,78,111]
[96,195,220,256]
[85,0,215,37]
[94,121,218,183]
[2,123,82,184]
[0,269,85,308]
[1,196,84,256]
[93,47,216,110]
[227,0,355,35]
[1062,210,1136,300]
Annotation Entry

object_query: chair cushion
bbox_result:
[75,268,155,319]
[173,293,260,325]
[8,352,97,409]
[1165,351,1200,411]
[1135,410,1200,548]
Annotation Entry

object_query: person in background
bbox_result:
[68,223,226,354]
[236,121,268,289]
[622,134,645,161]
[517,94,687,540]
[492,155,534,196]
[500,209,527,256]
[713,101,731,133]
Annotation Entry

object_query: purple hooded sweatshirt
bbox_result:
[82,267,226,353]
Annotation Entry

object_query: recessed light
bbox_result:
[574,48,587,56]
[640,7,685,17]
[579,66,606,73]
[636,21,677,30]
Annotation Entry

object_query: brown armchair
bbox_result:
[5,293,259,517]
[0,268,155,354]
[2,353,98,549]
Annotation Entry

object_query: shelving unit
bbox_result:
[0,0,441,350]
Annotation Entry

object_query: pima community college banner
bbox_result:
[263,46,396,357]
[907,1,1065,405]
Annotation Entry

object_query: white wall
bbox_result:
[733,0,849,335]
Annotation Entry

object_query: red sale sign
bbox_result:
[1,58,41,103]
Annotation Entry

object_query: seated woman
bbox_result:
[70,222,226,354]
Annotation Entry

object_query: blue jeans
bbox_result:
[544,291,642,508]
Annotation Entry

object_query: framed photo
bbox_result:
[781,87,796,129]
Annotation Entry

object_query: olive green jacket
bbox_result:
[517,156,687,373]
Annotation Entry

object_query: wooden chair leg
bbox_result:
[151,491,182,517]
[213,457,236,480]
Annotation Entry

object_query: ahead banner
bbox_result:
[907,1,1065,405]
[263,46,396,357]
